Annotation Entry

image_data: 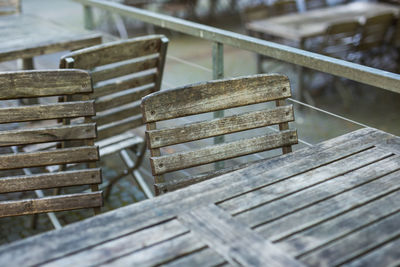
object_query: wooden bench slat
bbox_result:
[0,70,91,100]
[91,54,159,84]
[94,102,141,126]
[151,129,298,175]
[147,105,294,149]
[0,101,95,124]
[62,35,163,69]
[0,169,101,193]
[93,71,156,99]
[0,146,99,170]
[141,74,291,123]
[0,123,96,147]
[95,84,154,112]
[0,192,103,217]
[98,115,143,141]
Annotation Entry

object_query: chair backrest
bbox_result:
[358,12,394,51]
[142,74,298,193]
[304,0,327,10]
[242,4,270,23]
[0,70,102,218]
[0,0,20,15]
[60,35,169,141]
[270,0,298,17]
[319,20,360,59]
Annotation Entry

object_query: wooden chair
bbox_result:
[269,0,298,17]
[304,0,327,10]
[0,70,102,225]
[141,74,298,195]
[0,0,20,15]
[60,35,168,199]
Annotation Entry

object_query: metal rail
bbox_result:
[75,0,400,94]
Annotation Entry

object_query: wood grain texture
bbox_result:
[91,54,158,84]
[141,74,291,123]
[92,72,155,99]
[0,101,95,124]
[0,169,101,193]
[60,35,163,69]
[178,204,303,267]
[147,105,294,149]
[0,70,91,99]
[0,146,99,170]
[0,129,393,267]
[151,129,297,175]
[0,192,103,217]
[0,123,96,147]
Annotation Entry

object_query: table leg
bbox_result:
[21,58,39,105]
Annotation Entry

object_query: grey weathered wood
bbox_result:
[60,35,168,200]
[97,115,142,140]
[91,54,158,83]
[0,14,101,63]
[92,72,155,99]
[276,190,400,257]
[0,169,101,193]
[94,102,141,126]
[147,105,294,148]
[0,192,103,217]
[0,101,95,124]
[161,248,227,267]
[95,83,154,112]
[141,74,291,123]
[300,212,400,266]
[219,146,392,214]
[41,219,189,267]
[0,128,394,267]
[151,129,297,175]
[0,70,92,100]
[0,123,96,147]
[60,35,163,69]
[178,204,303,267]
[0,146,99,170]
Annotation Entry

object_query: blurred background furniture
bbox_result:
[0,0,20,15]
[0,69,102,228]
[142,74,297,195]
[60,35,168,199]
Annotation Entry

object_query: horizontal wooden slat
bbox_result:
[95,84,154,112]
[61,35,163,69]
[94,102,141,126]
[93,71,156,98]
[0,169,101,193]
[0,192,103,217]
[0,123,96,147]
[147,105,294,148]
[151,129,298,175]
[0,101,95,124]
[0,146,99,170]
[91,54,159,83]
[98,115,143,141]
[0,70,92,100]
[141,74,291,123]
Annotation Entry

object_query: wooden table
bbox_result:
[0,127,399,266]
[0,14,101,69]
[246,2,400,44]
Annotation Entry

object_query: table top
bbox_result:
[0,127,399,266]
[0,14,101,62]
[246,2,400,42]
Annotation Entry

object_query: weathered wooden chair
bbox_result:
[60,35,168,199]
[0,0,20,15]
[304,0,327,10]
[356,12,394,67]
[0,70,102,227]
[141,74,298,195]
[269,0,298,17]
